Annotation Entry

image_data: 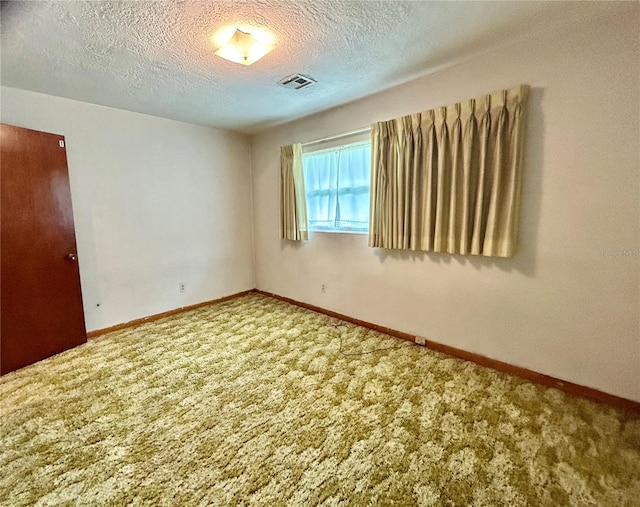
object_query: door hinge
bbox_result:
[59,140,65,147]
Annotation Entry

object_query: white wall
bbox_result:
[1,87,255,331]
[251,7,640,401]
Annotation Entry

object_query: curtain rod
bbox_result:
[302,126,371,147]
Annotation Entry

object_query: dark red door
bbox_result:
[1,123,87,374]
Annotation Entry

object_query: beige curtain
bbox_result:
[280,143,308,241]
[369,84,529,257]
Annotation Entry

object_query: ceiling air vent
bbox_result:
[278,73,317,90]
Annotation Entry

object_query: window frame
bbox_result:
[302,139,372,235]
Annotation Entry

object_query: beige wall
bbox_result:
[251,7,640,401]
[1,87,255,331]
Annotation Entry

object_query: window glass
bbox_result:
[303,141,371,233]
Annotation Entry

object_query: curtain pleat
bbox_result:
[280,143,308,241]
[369,84,528,257]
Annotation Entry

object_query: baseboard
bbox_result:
[254,289,640,414]
[86,289,254,339]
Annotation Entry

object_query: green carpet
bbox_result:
[1,293,638,506]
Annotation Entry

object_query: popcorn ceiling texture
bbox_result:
[0,1,621,132]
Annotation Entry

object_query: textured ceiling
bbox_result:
[0,1,616,133]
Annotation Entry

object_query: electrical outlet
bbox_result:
[179,283,185,293]
[415,336,426,346]
[321,283,326,293]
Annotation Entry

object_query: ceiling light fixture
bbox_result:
[214,29,273,66]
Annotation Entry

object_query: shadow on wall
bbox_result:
[281,239,305,251]
[373,87,545,278]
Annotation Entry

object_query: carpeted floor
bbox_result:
[1,293,639,506]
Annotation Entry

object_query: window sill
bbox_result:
[309,228,368,236]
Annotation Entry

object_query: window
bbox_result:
[303,140,371,233]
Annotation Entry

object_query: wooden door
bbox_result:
[1,123,87,374]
